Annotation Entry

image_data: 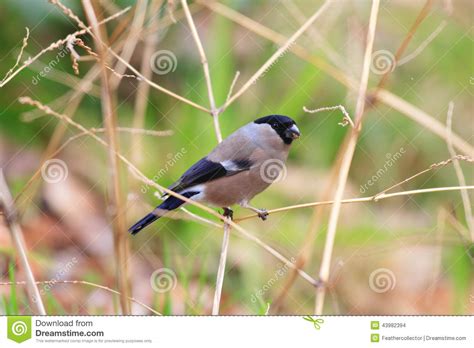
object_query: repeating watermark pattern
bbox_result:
[150,50,178,75]
[150,268,177,293]
[470,76,474,85]
[41,158,69,184]
[33,257,78,303]
[250,257,295,303]
[141,148,187,194]
[7,316,32,343]
[370,49,396,75]
[359,147,405,194]
[259,159,287,184]
[369,268,397,293]
[31,44,69,85]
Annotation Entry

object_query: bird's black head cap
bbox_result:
[254,115,300,144]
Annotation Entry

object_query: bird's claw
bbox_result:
[222,207,234,220]
[257,209,269,221]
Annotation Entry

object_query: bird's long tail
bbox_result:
[128,191,198,235]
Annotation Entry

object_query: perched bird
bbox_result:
[129,115,300,235]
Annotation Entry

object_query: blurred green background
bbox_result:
[0,0,473,315]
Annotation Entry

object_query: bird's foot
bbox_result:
[222,207,234,220]
[256,208,269,221]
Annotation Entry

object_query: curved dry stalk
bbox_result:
[0,27,30,84]
[0,280,160,315]
[398,20,447,66]
[18,96,319,289]
[0,170,46,315]
[374,155,473,200]
[314,0,380,315]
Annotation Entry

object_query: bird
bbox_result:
[128,115,300,235]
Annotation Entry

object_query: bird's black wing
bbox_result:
[164,157,252,195]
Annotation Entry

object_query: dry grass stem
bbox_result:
[374,155,473,201]
[212,220,231,315]
[375,0,434,91]
[446,102,474,241]
[82,0,131,315]
[0,27,30,84]
[376,90,473,157]
[398,20,447,66]
[0,170,46,315]
[182,0,222,142]
[109,0,148,90]
[0,280,160,315]
[0,6,131,87]
[131,0,163,166]
[225,71,240,104]
[314,0,380,315]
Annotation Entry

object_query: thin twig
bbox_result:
[212,219,231,315]
[236,186,474,221]
[181,0,222,142]
[446,102,474,241]
[0,27,30,84]
[0,170,46,315]
[303,105,354,128]
[225,71,240,104]
[0,280,160,315]
[315,0,380,315]
[398,20,447,66]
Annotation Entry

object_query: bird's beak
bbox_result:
[286,124,301,139]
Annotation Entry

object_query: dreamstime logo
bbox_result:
[150,268,177,293]
[370,50,396,75]
[259,159,287,184]
[7,316,32,343]
[150,50,177,75]
[12,321,28,336]
[369,268,396,293]
[41,158,69,184]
